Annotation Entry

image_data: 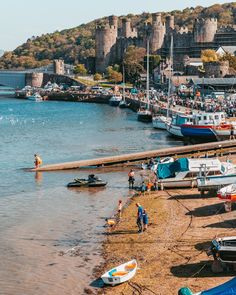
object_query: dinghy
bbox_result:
[101,259,137,286]
[217,183,236,201]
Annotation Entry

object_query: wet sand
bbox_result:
[99,156,236,295]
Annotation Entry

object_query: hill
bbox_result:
[0,2,236,70]
[0,50,4,57]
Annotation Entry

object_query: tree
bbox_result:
[219,52,236,70]
[201,49,219,62]
[105,65,123,83]
[74,64,87,76]
[94,73,102,81]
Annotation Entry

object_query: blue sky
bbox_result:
[1,0,231,50]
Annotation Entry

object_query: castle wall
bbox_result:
[150,13,166,53]
[193,18,217,43]
[53,60,65,75]
[204,61,229,78]
[121,18,137,38]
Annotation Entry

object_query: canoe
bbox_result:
[101,259,137,286]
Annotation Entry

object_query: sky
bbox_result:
[0,0,232,51]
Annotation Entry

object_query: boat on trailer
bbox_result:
[101,259,137,286]
[178,277,236,295]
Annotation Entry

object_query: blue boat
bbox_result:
[181,112,228,140]
[178,276,236,294]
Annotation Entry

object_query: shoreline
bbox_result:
[98,155,236,295]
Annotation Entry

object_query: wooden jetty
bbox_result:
[34,140,236,172]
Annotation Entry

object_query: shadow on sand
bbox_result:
[204,219,236,228]
[171,261,235,278]
[186,202,228,217]
[168,193,215,200]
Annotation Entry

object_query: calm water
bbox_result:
[0,97,183,294]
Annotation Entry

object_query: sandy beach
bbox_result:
[98,155,236,295]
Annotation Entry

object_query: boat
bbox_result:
[197,174,236,193]
[27,92,43,102]
[166,114,191,138]
[217,183,236,201]
[178,277,236,295]
[141,156,174,170]
[181,112,232,140]
[209,236,236,264]
[137,39,152,123]
[101,259,137,286]
[157,157,236,190]
[67,174,107,188]
[109,95,122,106]
[152,115,171,130]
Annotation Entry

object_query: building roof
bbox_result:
[190,77,236,86]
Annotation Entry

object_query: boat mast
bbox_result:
[167,34,173,118]
[122,63,125,102]
[146,38,150,110]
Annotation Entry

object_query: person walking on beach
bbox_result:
[142,209,148,231]
[34,154,42,169]
[128,169,135,189]
[117,200,123,219]
[136,203,143,233]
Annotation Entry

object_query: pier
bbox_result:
[34,140,236,171]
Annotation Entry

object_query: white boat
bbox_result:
[152,115,171,130]
[197,174,236,193]
[27,92,42,102]
[217,183,236,201]
[137,108,152,122]
[109,95,122,106]
[157,157,236,190]
[101,259,137,286]
[209,236,236,264]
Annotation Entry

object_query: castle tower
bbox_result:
[166,15,175,33]
[95,16,118,73]
[121,18,138,38]
[150,13,166,53]
[193,18,217,43]
[53,59,65,75]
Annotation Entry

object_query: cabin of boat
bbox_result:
[109,95,122,106]
[157,158,235,189]
[166,114,192,138]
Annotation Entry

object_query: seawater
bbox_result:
[0,97,183,294]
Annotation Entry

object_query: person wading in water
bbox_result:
[34,154,42,169]
[128,169,135,189]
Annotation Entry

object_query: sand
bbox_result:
[98,156,236,295]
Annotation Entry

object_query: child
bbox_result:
[142,209,148,231]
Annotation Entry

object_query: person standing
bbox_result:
[117,200,123,219]
[34,154,42,169]
[230,125,235,140]
[136,203,143,233]
[128,169,135,189]
[142,209,148,231]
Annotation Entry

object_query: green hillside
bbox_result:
[0,2,236,70]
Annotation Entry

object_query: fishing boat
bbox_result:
[209,236,236,264]
[166,114,191,138]
[181,112,232,140]
[27,92,43,102]
[157,157,236,190]
[109,95,122,106]
[217,183,236,201]
[137,39,152,123]
[67,174,107,188]
[101,259,137,286]
[178,277,236,295]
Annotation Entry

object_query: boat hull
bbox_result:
[166,124,183,138]
[152,116,168,130]
[67,181,107,187]
[109,100,121,107]
[158,178,197,190]
[181,125,216,139]
[137,114,152,123]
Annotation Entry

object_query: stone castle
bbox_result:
[95,13,236,73]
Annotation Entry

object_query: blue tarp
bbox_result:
[157,158,189,179]
[201,277,236,295]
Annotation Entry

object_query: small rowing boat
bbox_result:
[217,183,236,201]
[101,259,137,286]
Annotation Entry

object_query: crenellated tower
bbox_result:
[166,15,175,34]
[150,13,166,53]
[121,18,137,38]
[193,18,218,43]
[95,15,118,73]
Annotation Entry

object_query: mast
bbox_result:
[146,38,150,110]
[167,34,173,118]
[122,63,125,102]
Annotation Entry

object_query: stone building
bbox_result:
[95,13,236,73]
